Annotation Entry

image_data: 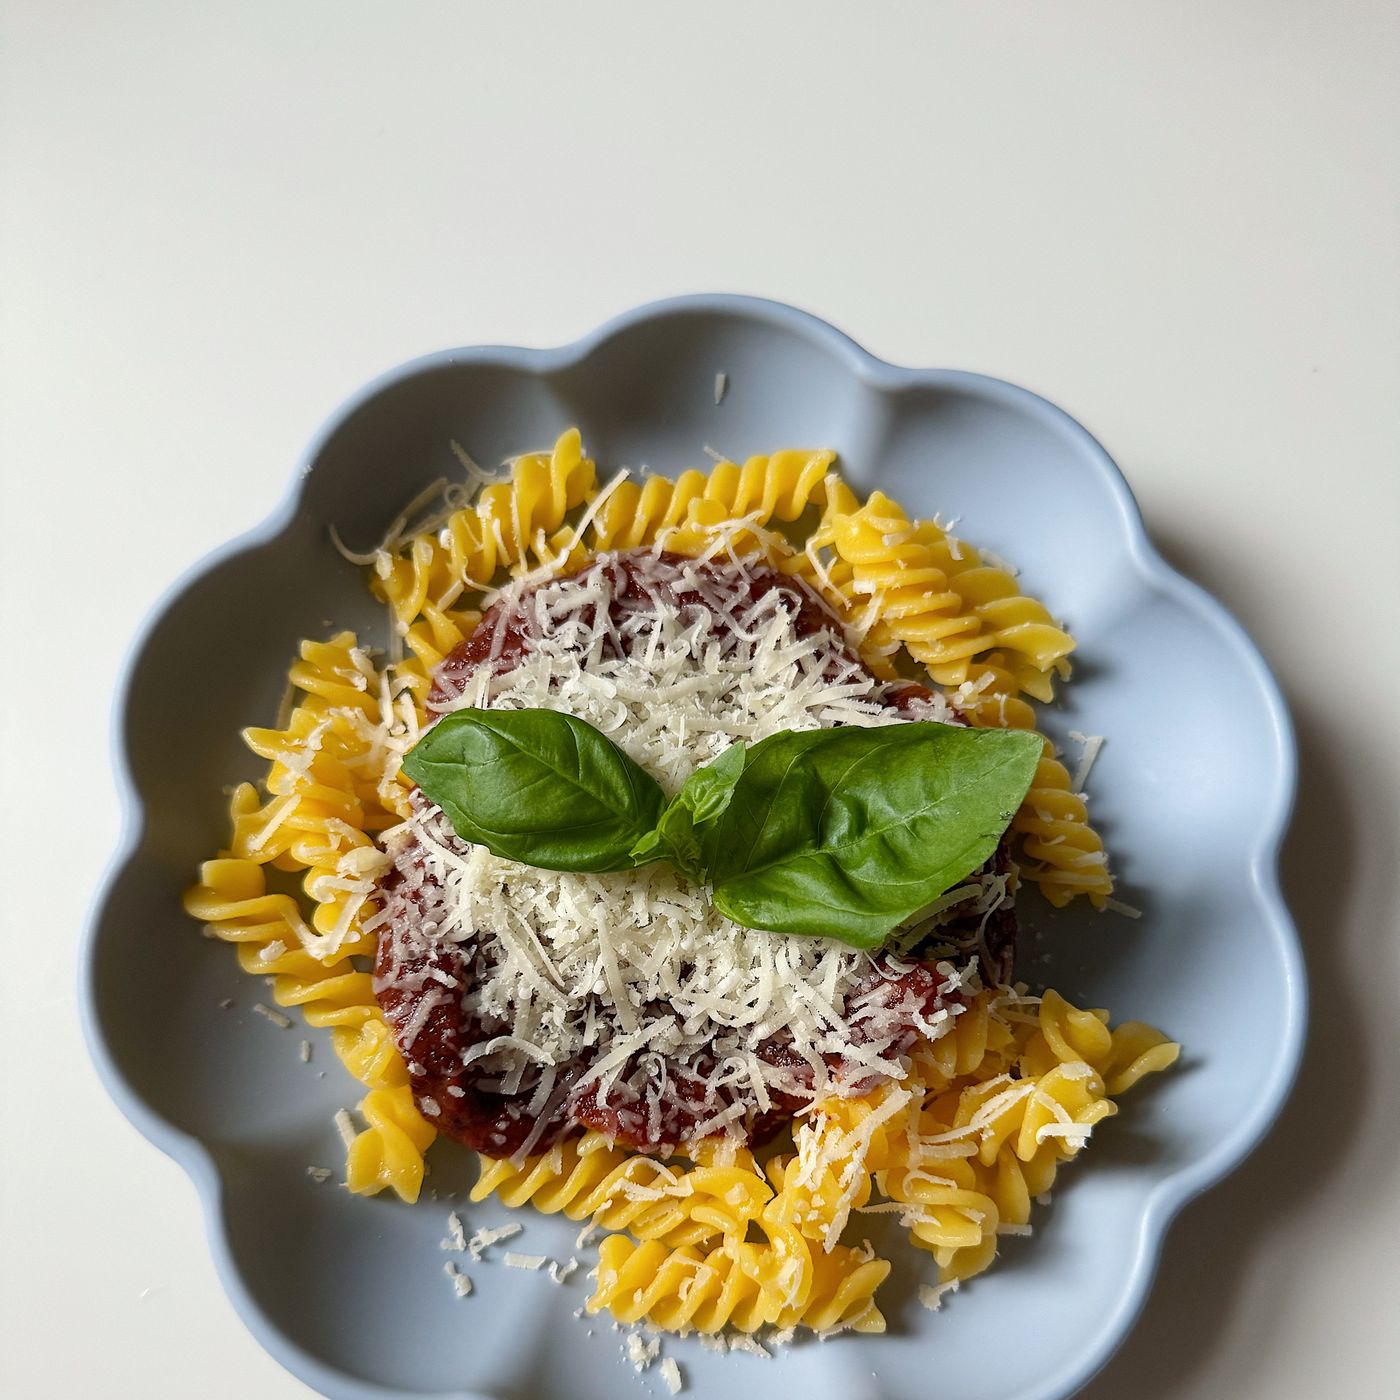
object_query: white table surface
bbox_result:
[3,3,1398,1397]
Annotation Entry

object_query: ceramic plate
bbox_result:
[83,295,1305,1400]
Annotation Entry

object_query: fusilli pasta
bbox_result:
[470,1134,771,1248]
[586,1231,890,1336]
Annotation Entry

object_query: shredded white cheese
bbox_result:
[919,1279,960,1311]
[1067,731,1105,793]
[440,1211,466,1252]
[728,1335,771,1359]
[626,1332,660,1371]
[371,552,997,1143]
[467,1222,523,1260]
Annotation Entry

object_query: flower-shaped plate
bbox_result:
[83,295,1304,1400]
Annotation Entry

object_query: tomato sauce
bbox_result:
[375,551,1017,1156]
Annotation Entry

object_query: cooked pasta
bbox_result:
[587,1226,890,1336]
[589,1236,776,1334]
[185,425,1179,1349]
[374,429,597,629]
[470,1135,771,1248]
[346,1085,439,1200]
[828,491,1075,694]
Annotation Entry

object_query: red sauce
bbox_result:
[374,550,1017,1156]
[427,550,847,710]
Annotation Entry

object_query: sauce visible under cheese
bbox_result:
[368,551,1016,1156]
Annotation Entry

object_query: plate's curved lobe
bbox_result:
[82,294,1305,1400]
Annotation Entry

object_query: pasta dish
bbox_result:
[185,429,1178,1342]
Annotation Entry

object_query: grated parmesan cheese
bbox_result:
[371,552,998,1145]
[467,1222,522,1260]
[441,1211,466,1252]
[919,1279,960,1311]
[626,1333,659,1371]
[727,1335,771,1359]
[660,1356,683,1393]
[1067,731,1105,793]
[251,1002,292,1029]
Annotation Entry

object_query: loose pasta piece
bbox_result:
[587,1230,885,1336]
[829,490,1075,693]
[471,1137,772,1248]
[1012,742,1115,909]
[345,1084,437,1202]
[375,428,598,627]
[588,1236,776,1334]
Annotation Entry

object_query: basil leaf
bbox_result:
[702,724,1043,947]
[403,708,666,873]
[631,741,747,878]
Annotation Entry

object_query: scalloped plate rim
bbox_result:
[80,292,1306,1400]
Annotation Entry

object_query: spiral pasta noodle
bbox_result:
[589,1236,777,1334]
[828,491,1075,696]
[587,469,712,552]
[585,448,834,560]
[1012,744,1115,908]
[372,428,597,647]
[761,1085,911,1249]
[908,990,1022,1086]
[346,1085,438,1200]
[470,1134,771,1248]
[586,1231,890,1336]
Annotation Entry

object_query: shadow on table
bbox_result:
[1074,526,1400,1398]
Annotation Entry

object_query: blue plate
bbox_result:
[82,295,1305,1400]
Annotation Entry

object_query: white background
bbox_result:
[3,2,1398,1397]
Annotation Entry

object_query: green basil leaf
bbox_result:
[402,708,666,873]
[631,740,747,878]
[702,724,1043,947]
